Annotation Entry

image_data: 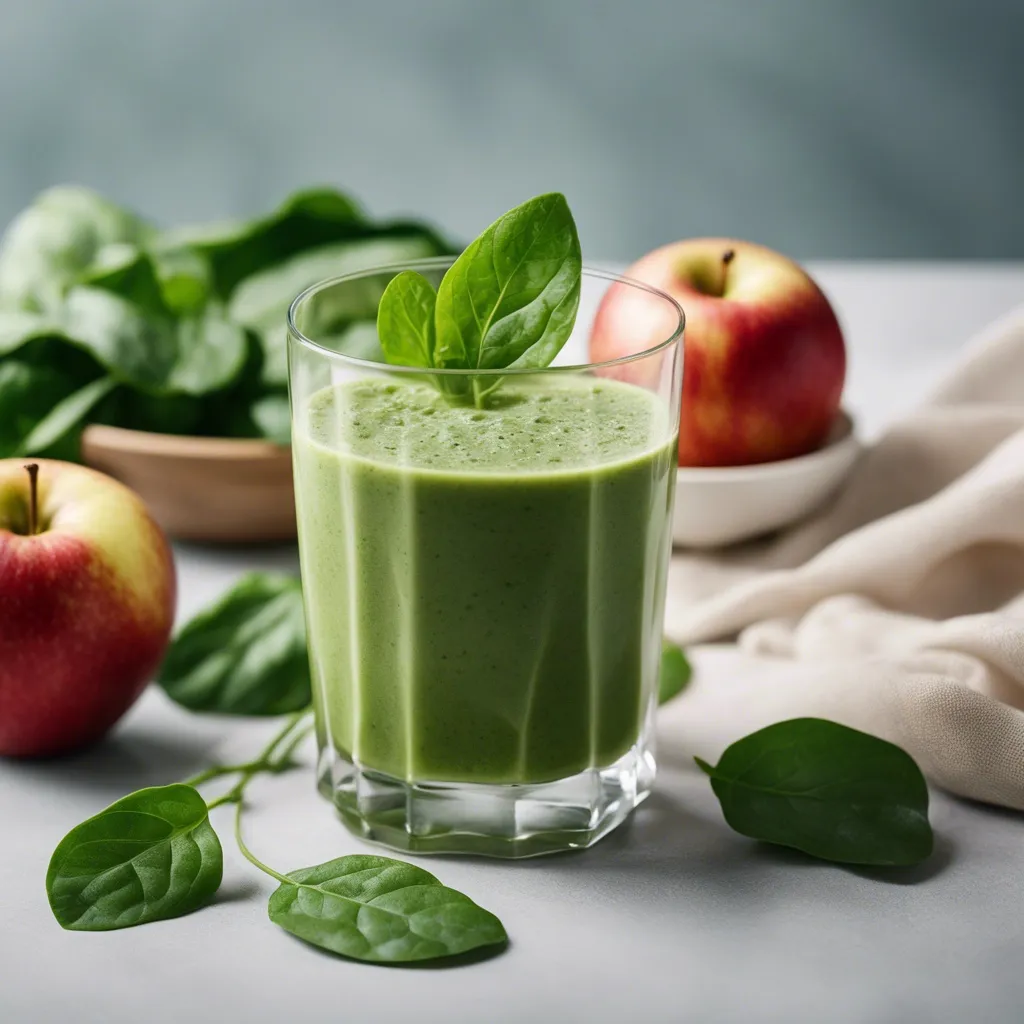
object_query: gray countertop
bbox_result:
[3,263,1024,1024]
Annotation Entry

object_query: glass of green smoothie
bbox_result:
[288,244,682,857]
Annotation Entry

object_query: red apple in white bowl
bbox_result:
[0,459,176,757]
[591,238,846,467]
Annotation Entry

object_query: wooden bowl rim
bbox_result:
[81,424,291,461]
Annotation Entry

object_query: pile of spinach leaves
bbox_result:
[0,185,452,458]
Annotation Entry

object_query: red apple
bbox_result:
[591,239,846,466]
[0,460,176,757]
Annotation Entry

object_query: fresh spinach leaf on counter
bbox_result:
[46,784,223,931]
[159,572,311,715]
[659,640,692,705]
[43,717,316,935]
[268,855,508,963]
[696,718,934,867]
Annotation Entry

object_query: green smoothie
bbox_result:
[293,376,676,786]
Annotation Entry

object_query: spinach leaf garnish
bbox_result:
[376,193,582,406]
[377,270,437,369]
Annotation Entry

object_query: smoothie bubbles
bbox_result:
[287,195,683,856]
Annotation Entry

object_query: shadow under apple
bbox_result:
[2,719,216,798]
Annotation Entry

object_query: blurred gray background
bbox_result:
[0,0,1021,260]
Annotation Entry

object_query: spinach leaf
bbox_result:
[94,388,211,437]
[696,718,934,866]
[0,289,244,398]
[158,187,366,299]
[0,186,150,312]
[250,393,291,446]
[82,243,170,314]
[17,376,117,458]
[377,270,436,368]
[434,192,581,372]
[229,234,446,386]
[60,287,248,396]
[0,309,63,358]
[147,244,212,314]
[659,640,692,705]
[180,331,269,439]
[166,314,250,395]
[84,242,211,316]
[44,287,162,381]
[264,320,389,392]
[159,573,311,715]
[46,784,222,931]
[325,320,387,363]
[0,332,110,459]
[0,362,78,456]
[268,855,507,963]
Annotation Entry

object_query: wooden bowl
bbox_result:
[81,425,296,543]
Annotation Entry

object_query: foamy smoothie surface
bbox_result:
[305,377,663,472]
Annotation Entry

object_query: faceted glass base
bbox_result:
[317,739,656,858]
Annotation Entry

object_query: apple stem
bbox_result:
[720,249,736,294]
[25,463,39,536]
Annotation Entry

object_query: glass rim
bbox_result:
[286,258,685,376]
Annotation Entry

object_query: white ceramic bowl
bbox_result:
[673,411,860,548]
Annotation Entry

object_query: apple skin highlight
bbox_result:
[591,238,846,467]
[0,460,176,757]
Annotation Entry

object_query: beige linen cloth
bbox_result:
[661,305,1024,811]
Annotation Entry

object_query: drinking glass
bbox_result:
[288,260,683,857]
